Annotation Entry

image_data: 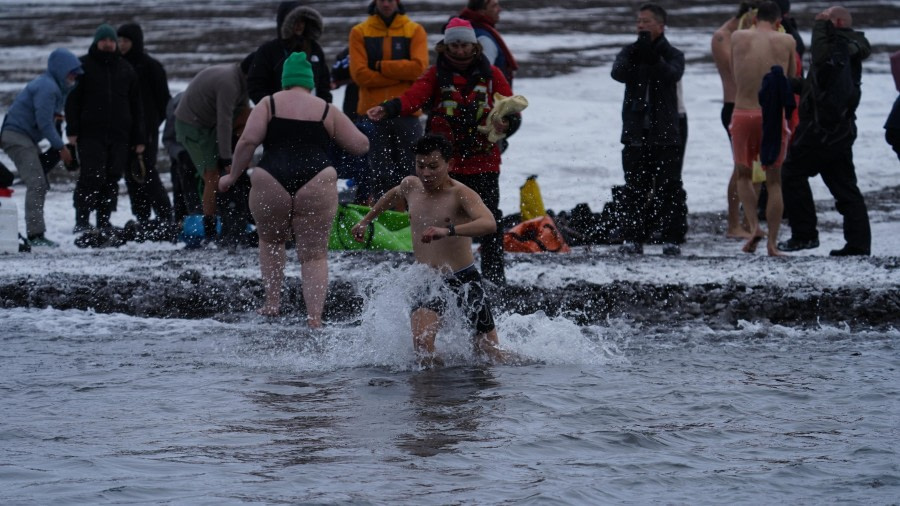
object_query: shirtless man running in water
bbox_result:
[730,0,797,255]
[352,135,505,366]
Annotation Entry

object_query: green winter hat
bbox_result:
[282,52,314,90]
[93,23,118,43]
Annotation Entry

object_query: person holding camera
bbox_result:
[610,3,687,256]
[1,48,83,247]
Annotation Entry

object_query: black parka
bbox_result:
[65,44,145,145]
[611,34,684,147]
[247,5,331,104]
[118,23,171,137]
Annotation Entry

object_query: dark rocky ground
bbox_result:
[2,246,898,330]
[2,185,898,330]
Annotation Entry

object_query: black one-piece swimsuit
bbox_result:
[257,96,332,195]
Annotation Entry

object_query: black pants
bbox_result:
[124,141,173,223]
[74,138,129,227]
[782,139,871,252]
[171,151,203,223]
[216,170,252,246]
[619,144,688,244]
[452,172,505,285]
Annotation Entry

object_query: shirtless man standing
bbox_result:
[730,0,796,255]
[351,135,504,366]
[712,2,755,239]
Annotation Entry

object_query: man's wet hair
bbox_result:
[639,3,667,25]
[467,0,489,9]
[756,1,781,22]
[415,134,454,161]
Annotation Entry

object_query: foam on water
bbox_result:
[219,263,628,372]
[6,295,895,377]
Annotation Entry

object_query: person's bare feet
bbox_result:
[742,231,765,253]
[766,242,786,257]
[727,227,753,240]
[417,354,445,369]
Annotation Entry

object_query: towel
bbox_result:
[478,93,528,143]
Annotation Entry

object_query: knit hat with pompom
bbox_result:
[444,17,477,44]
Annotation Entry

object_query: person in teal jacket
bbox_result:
[0,48,82,247]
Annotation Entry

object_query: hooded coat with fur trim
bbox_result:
[247,5,330,104]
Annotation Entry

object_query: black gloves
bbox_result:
[633,32,657,64]
[380,98,402,119]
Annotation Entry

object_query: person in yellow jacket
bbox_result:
[349,0,428,202]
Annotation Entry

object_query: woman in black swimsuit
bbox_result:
[220,52,369,326]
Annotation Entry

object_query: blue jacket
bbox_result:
[2,48,81,149]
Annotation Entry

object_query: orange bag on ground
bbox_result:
[503,216,571,253]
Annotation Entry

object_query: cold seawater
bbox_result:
[2,301,898,503]
[2,0,900,502]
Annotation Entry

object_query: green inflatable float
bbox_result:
[328,204,413,251]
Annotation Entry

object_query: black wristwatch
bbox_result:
[447,223,456,236]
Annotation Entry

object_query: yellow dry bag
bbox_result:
[519,175,546,221]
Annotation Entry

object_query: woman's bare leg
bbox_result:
[292,168,338,328]
[249,169,292,316]
[257,240,285,316]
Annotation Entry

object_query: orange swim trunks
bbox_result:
[729,108,789,169]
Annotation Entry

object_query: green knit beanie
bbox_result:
[281,52,315,90]
[93,23,118,43]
